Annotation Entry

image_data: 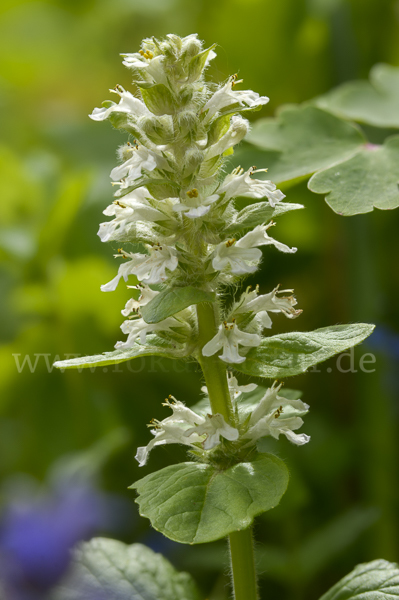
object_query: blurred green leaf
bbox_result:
[308,136,399,215]
[141,287,215,324]
[297,507,380,581]
[131,454,289,544]
[314,64,399,128]
[52,537,201,600]
[245,106,365,183]
[234,324,375,378]
[318,559,399,600]
[38,170,92,258]
[53,334,189,370]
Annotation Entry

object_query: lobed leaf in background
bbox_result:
[313,64,399,129]
[243,65,399,216]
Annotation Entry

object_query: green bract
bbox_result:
[141,287,215,324]
[52,538,201,600]
[131,454,289,544]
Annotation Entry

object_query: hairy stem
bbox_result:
[229,528,259,600]
[196,301,234,423]
[196,301,258,600]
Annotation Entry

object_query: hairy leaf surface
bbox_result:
[141,286,215,324]
[319,559,399,600]
[52,537,201,600]
[225,202,304,235]
[53,335,188,370]
[131,454,289,544]
[234,324,375,379]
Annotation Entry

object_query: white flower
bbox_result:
[236,223,297,254]
[227,373,258,399]
[89,85,149,121]
[212,223,296,275]
[244,382,310,446]
[212,238,262,275]
[135,396,238,466]
[202,322,261,364]
[203,75,269,121]
[98,188,165,243]
[121,53,167,85]
[204,116,249,160]
[110,145,158,185]
[115,315,184,349]
[219,166,285,207]
[235,284,302,328]
[101,244,178,291]
[135,421,203,467]
[184,413,239,450]
[201,373,257,400]
[172,189,219,219]
[121,284,159,317]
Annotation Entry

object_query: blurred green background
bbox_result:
[1,0,398,598]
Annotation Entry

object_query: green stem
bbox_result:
[229,528,259,600]
[195,301,258,600]
[196,301,234,423]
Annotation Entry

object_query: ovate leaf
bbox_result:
[308,136,399,215]
[234,324,375,379]
[245,106,365,184]
[141,286,215,324]
[319,559,399,600]
[314,63,399,129]
[225,201,304,235]
[131,454,289,544]
[53,335,188,370]
[52,537,201,600]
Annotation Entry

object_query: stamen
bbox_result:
[186,188,199,198]
[225,238,236,248]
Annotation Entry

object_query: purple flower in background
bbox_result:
[0,481,110,600]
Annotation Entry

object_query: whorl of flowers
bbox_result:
[90,34,309,463]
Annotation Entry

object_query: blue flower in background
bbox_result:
[0,480,110,600]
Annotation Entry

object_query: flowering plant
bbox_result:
[53,34,397,600]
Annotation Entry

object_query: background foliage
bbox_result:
[0,1,398,599]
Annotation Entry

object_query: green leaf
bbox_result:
[225,201,304,235]
[319,559,399,600]
[140,83,176,116]
[308,136,399,215]
[245,106,365,184]
[141,286,215,324]
[234,324,375,379]
[52,537,201,600]
[314,63,399,129]
[53,335,188,370]
[131,454,289,544]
